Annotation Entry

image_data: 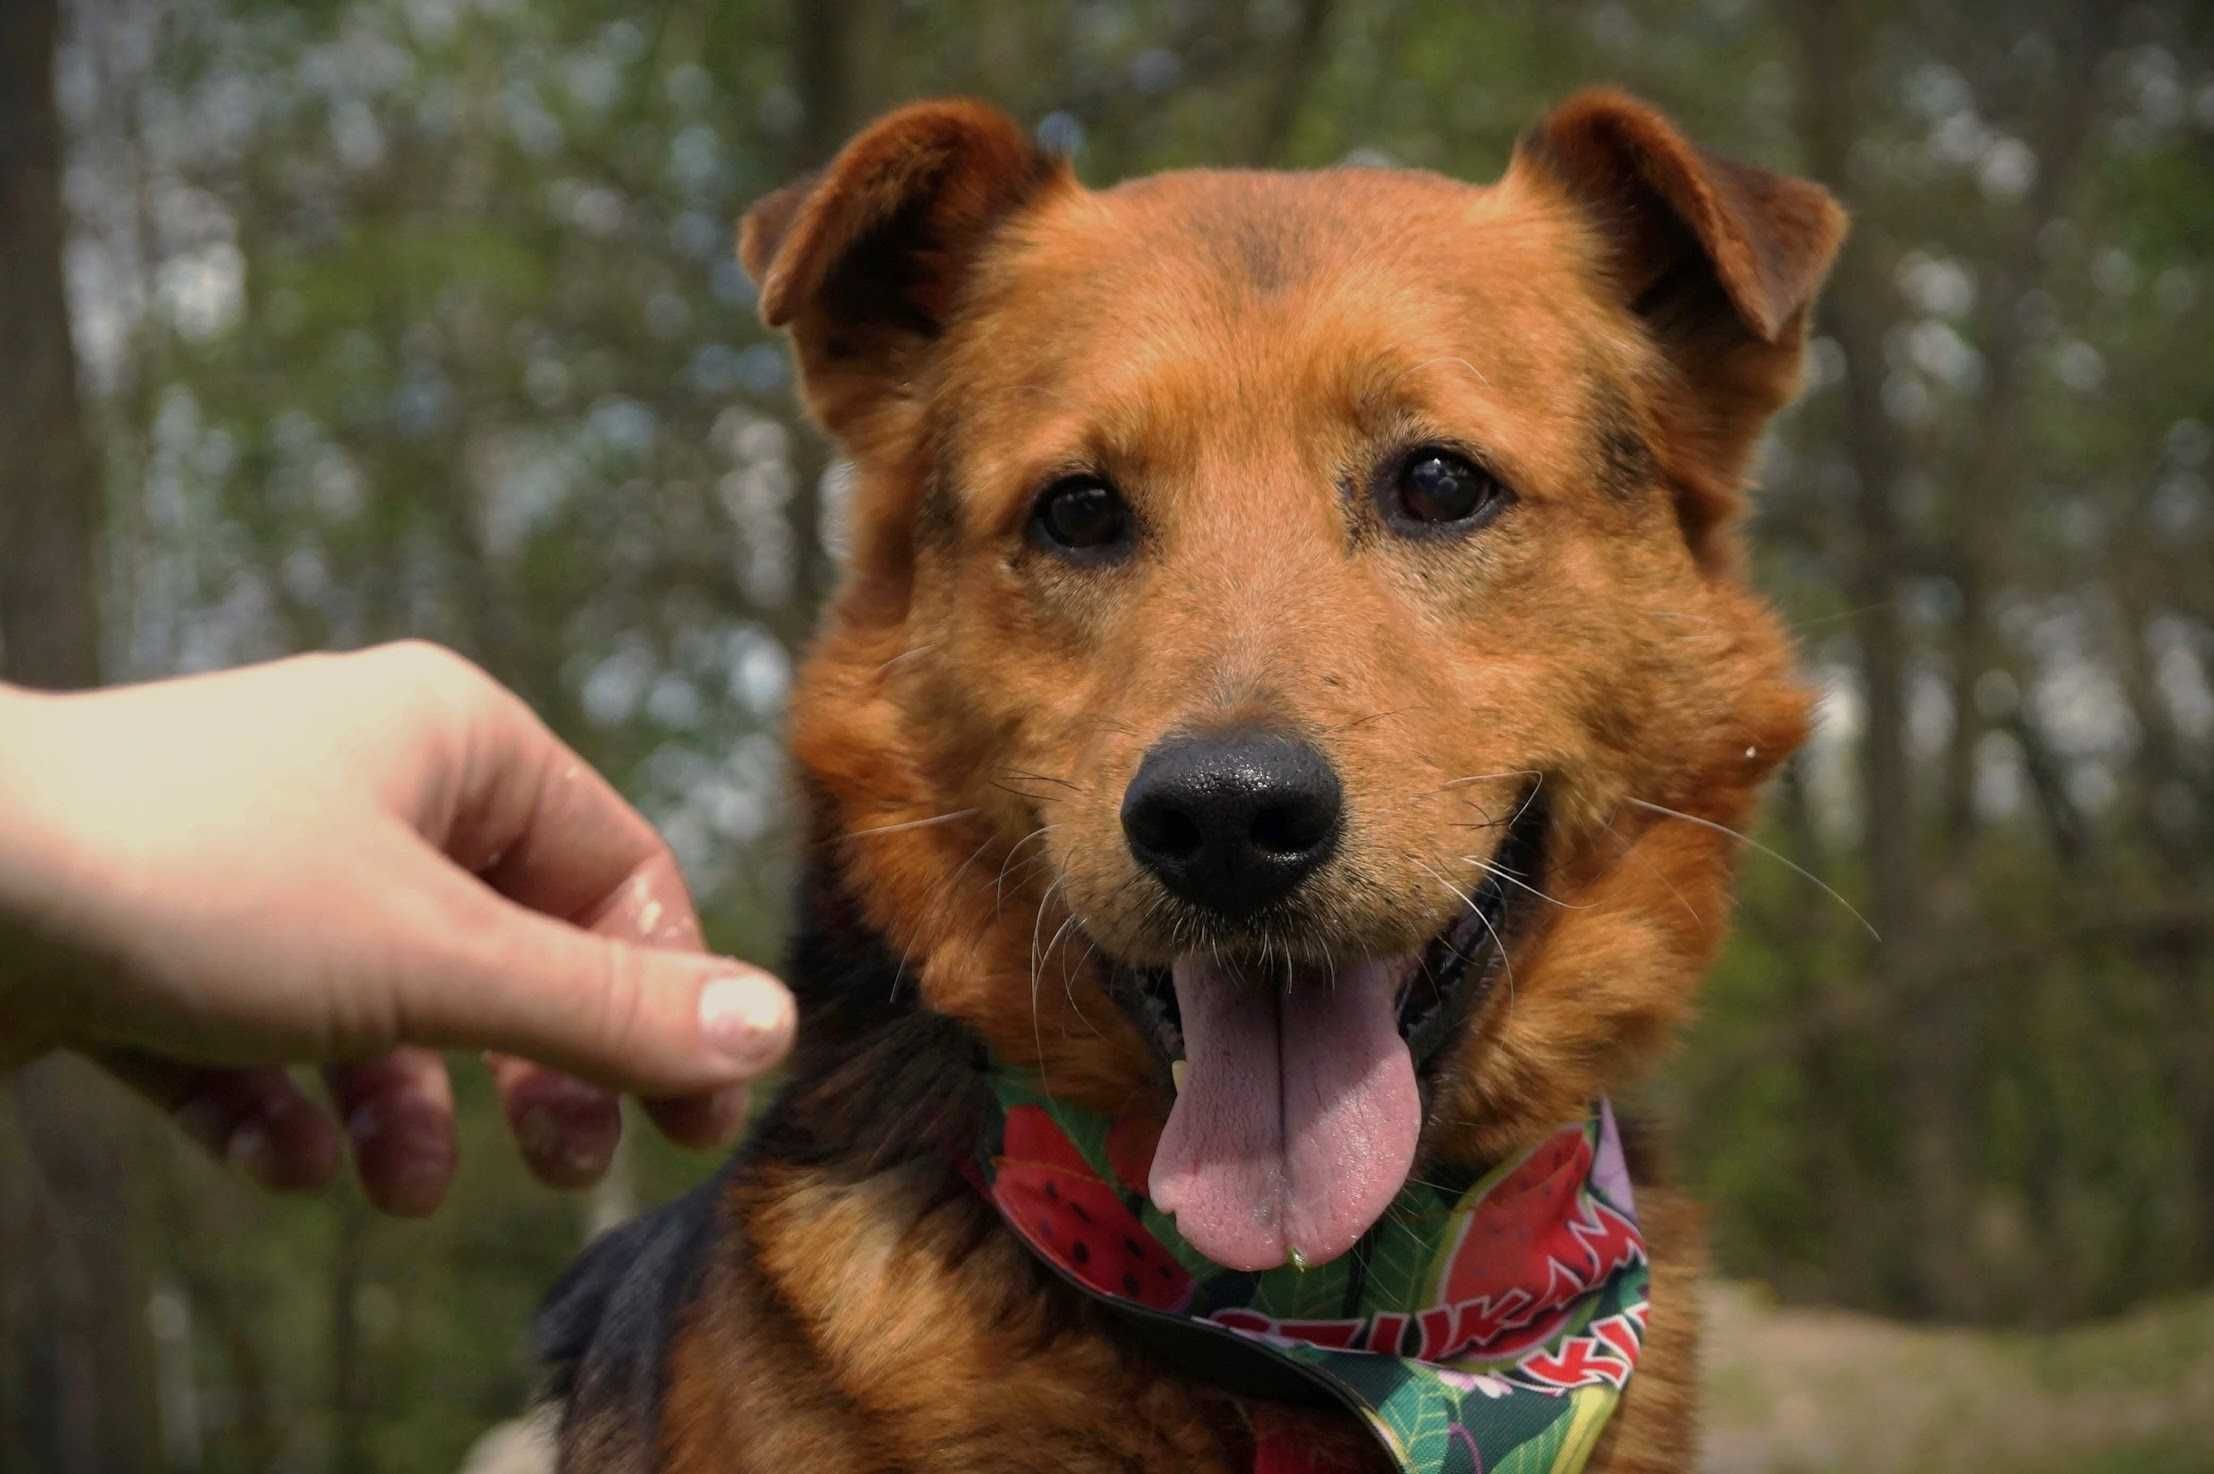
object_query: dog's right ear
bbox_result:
[739,100,1065,443]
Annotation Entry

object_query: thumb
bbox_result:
[397,876,796,1096]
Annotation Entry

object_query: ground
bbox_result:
[1700,1282,2214,1473]
[460,1285,2214,1473]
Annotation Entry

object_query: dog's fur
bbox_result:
[541,90,1844,1473]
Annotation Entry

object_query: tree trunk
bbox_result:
[0,0,102,690]
[1,7,160,1470]
[775,0,888,644]
[1935,2,2117,852]
[6,1062,161,1474]
[1793,2,1914,962]
[1246,0,1335,166]
[1794,0,1947,1313]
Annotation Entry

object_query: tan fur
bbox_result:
[567,89,1843,1473]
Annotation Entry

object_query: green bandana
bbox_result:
[966,1070,1648,1474]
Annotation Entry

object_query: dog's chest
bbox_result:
[675,1163,1389,1474]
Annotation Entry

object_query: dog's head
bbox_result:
[742,93,1842,1271]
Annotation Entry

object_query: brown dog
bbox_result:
[540,89,1844,1473]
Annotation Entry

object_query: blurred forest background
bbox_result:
[2,0,2211,1470]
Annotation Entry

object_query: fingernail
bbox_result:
[515,1102,615,1185]
[227,1121,276,1183]
[698,974,793,1068]
[347,1103,384,1146]
[515,1105,564,1162]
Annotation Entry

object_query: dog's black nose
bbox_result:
[1120,729,1343,918]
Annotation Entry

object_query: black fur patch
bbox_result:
[743,840,994,1178]
[1590,379,1655,500]
[535,1164,723,1414]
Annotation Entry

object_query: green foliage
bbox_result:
[6,0,2210,1467]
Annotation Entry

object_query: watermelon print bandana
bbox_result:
[968,1070,1649,1474]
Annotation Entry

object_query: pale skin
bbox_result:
[0,641,796,1215]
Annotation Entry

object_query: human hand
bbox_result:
[0,642,794,1215]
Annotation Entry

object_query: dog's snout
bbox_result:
[1120,729,1342,918]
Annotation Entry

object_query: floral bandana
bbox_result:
[967,1070,1649,1474]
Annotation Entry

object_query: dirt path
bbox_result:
[1700,1283,2214,1472]
[463,1285,2214,1473]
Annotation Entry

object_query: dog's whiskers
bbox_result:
[1327,705,1426,735]
[1067,933,1108,1025]
[1459,854,1591,910]
[1506,774,1546,825]
[995,825,1057,908]
[889,831,999,1001]
[1390,354,1494,393]
[847,808,980,839]
[1028,874,1069,1093]
[1397,1171,1463,1195]
[1601,812,1704,926]
[1041,907,1102,1038]
[1625,796,1877,940]
[874,642,938,675]
[997,767,1090,795]
[990,779,1068,806]
[1430,768,1542,796]
[1417,858,1516,1018]
[1029,881,1062,983]
[1061,714,1141,741]
[993,850,1059,911]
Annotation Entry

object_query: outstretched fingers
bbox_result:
[100,1050,340,1192]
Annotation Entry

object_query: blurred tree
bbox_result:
[1,0,101,685]
[2,3,162,1472]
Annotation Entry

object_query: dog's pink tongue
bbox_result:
[1149,956,1420,1271]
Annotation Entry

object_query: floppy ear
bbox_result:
[1514,89,1845,349]
[738,100,1066,444]
[1511,90,1846,532]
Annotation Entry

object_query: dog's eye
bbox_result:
[1393,450,1505,529]
[1032,476,1130,554]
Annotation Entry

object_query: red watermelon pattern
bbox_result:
[1428,1124,1644,1364]
[992,1105,1194,1312]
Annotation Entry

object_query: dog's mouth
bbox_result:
[1099,787,1549,1273]
[1107,786,1549,1085]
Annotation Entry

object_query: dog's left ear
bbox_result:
[1511,90,1846,527]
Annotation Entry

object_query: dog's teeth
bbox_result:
[1170,1058,1187,1094]
[1287,1248,1310,1273]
